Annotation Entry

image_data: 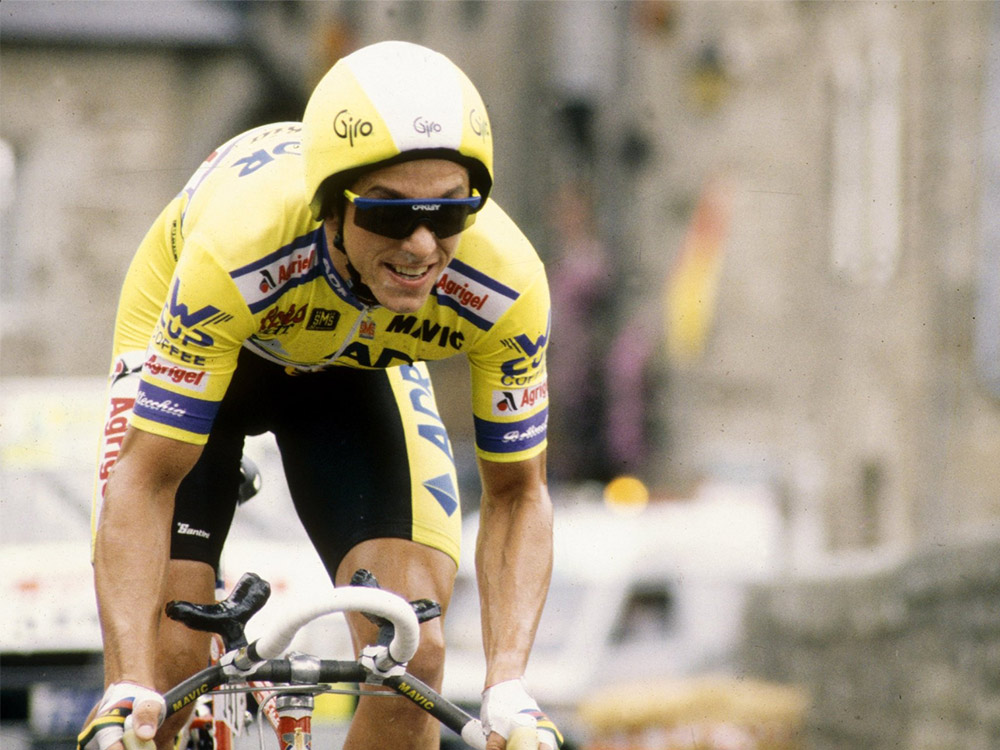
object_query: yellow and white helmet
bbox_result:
[303,40,494,220]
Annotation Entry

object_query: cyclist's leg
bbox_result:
[153,560,216,749]
[145,427,245,750]
[274,362,462,750]
[147,354,277,747]
[336,538,457,750]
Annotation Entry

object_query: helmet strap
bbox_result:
[332,232,380,307]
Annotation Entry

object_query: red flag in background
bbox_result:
[663,178,732,365]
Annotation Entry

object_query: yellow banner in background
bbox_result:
[663,178,732,366]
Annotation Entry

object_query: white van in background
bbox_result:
[441,481,784,747]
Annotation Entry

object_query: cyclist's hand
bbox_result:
[481,678,563,750]
[77,682,166,750]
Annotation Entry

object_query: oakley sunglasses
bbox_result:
[344,189,482,240]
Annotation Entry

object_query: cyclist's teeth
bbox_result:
[393,265,427,278]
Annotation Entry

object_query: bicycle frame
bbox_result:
[163,571,519,750]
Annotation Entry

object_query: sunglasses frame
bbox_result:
[344,189,483,240]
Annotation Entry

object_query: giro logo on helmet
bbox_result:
[333,109,374,147]
[413,117,443,137]
[469,109,490,140]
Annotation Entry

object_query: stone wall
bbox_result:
[740,537,1000,749]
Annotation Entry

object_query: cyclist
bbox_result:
[80,41,561,750]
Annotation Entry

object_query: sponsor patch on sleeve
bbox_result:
[133,381,220,435]
[230,233,322,313]
[142,354,209,392]
[473,409,548,455]
[491,377,548,417]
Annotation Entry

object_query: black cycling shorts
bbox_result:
[98,348,462,577]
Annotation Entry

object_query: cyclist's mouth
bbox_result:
[385,263,433,283]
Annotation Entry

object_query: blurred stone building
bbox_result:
[3,2,999,747]
[4,0,995,553]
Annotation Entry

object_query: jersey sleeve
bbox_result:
[467,271,551,463]
[130,246,255,444]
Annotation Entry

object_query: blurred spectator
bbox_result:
[545,180,617,482]
[602,309,657,474]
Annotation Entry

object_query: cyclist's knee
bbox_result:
[406,620,447,686]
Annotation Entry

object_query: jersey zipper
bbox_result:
[326,305,370,364]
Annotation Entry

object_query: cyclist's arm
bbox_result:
[94,427,203,687]
[474,451,553,687]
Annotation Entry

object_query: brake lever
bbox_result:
[348,569,442,647]
[165,572,272,651]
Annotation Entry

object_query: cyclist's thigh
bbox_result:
[275,362,463,577]
[169,425,246,569]
[170,348,286,568]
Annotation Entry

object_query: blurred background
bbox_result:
[2,1,999,749]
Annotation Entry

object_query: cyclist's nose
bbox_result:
[401,223,439,256]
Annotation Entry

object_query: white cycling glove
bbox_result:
[481,678,563,749]
[77,682,166,750]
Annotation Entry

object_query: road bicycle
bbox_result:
[148,569,539,750]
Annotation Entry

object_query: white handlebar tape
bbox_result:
[252,587,420,664]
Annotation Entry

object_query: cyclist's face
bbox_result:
[328,159,472,313]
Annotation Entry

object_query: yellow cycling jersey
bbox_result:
[113,122,549,462]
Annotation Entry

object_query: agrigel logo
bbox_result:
[258,250,316,294]
[492,378,548,417]
[436,272,489,311]
[143,355,208,392]
[333,109,373,147]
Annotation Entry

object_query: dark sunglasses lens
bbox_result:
[353,204,471,239]
[426,206,472,238]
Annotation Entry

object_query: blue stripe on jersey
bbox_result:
[243,267,324,314]
[229,230,328,314]
[180,137,245,227]
[433,258,520,330]
[473,408,548,455]
[435,294,493,330]
[134,381,220,435]
[446,257,520,299]
[230,230,322,277]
